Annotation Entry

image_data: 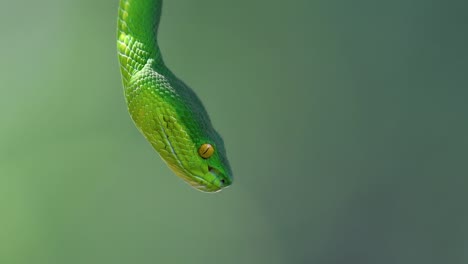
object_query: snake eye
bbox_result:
[198,144,214,159]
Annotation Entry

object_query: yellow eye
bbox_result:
[198,143,214,159]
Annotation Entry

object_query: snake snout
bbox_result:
[208,166,232,188]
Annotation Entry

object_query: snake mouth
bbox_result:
[189,176,221,193]
[185,166,230,193]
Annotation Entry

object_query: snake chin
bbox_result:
[188,176,222,193]
[183,166,230,193]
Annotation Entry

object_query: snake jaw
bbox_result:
[167,161,229,192]
[192,168,231,193]
[190,168,231,193]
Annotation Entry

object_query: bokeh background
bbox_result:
[1,0,467,263]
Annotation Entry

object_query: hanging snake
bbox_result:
[117,0,232,192]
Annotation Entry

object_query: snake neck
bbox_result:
[117,0,165,86]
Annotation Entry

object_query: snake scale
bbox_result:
[117,0,232,192]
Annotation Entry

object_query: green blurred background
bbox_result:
[1,0,467,263]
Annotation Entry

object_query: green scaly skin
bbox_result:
[117,0,232,192]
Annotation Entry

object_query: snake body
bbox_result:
[117,0,232,192]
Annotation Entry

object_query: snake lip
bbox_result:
[186,166,228,193]
[190,174,220,193]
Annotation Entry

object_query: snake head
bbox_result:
[126,66,233,192]
[134,100,233,192]
[160,127,233,193]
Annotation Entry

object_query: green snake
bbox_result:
[117,0,232,192]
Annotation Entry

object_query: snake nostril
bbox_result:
[220,179,226,185]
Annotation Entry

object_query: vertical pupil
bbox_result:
[202,146,211,154]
